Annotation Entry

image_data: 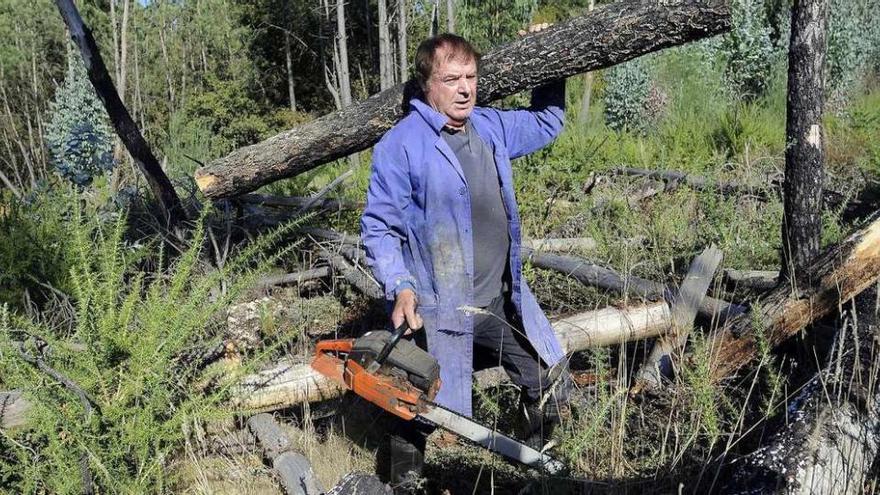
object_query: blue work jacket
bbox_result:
[360,87,566,416]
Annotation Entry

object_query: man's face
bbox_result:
[424,48,477,127]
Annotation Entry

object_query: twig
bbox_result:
[295,168,354,216]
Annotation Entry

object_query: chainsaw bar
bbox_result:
[419,402,565,474]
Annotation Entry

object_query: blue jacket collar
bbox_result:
[409,98,454,134]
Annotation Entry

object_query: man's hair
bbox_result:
[414,33,481,92]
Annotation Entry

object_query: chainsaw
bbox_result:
[311,322,564,474]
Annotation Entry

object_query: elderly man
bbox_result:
[361,32,569,484]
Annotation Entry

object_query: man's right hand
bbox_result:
[391,288,424,335]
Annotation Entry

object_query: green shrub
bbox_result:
[0,199,302,493]
[603,58,651,132]
[45,44,115,187]
[719,0,777,102]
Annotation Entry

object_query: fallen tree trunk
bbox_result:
[724,287,880,494]
[234,302,672,411]
[708,210,880,383]
[723,269,779,292]
[194,0,731,199]
[633,245,723,392]
[247,413,325,495]
[522,247,745,323]
[613,166,850,209]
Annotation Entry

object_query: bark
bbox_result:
[195,0,732,199]
[724,287,880,494]
[234,302,673,412]
[397,0,407,82]
[633,245,723,392]
[780,0,828,284]
[723,269,779,292]
[247,413,325,495]
[707,210,880,383]
[54,0,184,227]
[378,0,394,90]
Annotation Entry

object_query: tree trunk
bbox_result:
[633,246,723,392]
[708,210,880,383]
[724,287,880,495]
[446,0,454,33]
[54,0,184,227]
[195,0,731,199]
[336,0,352,108]
[779,0,828,285]
[397,0,408,82]
[378,0,394,90]
[284,0,297,112]
[247,413,325,495]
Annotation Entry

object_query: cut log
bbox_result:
[0,390,29,430]
[724,287,880,494]
[632,245,723,392]
[723,269,779,292]
[522,247,744,323]
[247,413,324,495]
[327,472,393,495]
[194,0,731,199]
[234,302,672,412]
[707,210,880,383]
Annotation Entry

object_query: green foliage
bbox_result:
[456,0,537,52]
[0,198,303,493]
[44,45,116,187]
[719,0,777,102]
[0,187,77,310]
[603,58,651,132]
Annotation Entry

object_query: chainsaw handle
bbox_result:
[373,321,409,368]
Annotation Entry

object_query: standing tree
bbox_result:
[780,0,828,284]
[446,0,454,33]
[378,0,394,90]
[397,0,408,82]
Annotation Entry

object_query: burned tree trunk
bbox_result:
[708,210,880,383]
[194,0,731,199]
[54,0,184,226]
[779,0,828,284]
[725,287,880,494]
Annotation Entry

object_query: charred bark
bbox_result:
[707,210,880,383]
[724,287,880,494]
[779,0,828,284]
[195,0,731,199]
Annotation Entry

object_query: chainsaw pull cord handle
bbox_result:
[373,321,409,368]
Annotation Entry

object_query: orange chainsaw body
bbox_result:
[312,338,440,420]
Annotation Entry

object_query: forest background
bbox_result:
[1,0,880,492]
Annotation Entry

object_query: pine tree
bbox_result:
[45,44,116,187]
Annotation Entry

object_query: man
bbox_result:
[360,31,570,485]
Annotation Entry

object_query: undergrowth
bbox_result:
[0,191,303,493]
